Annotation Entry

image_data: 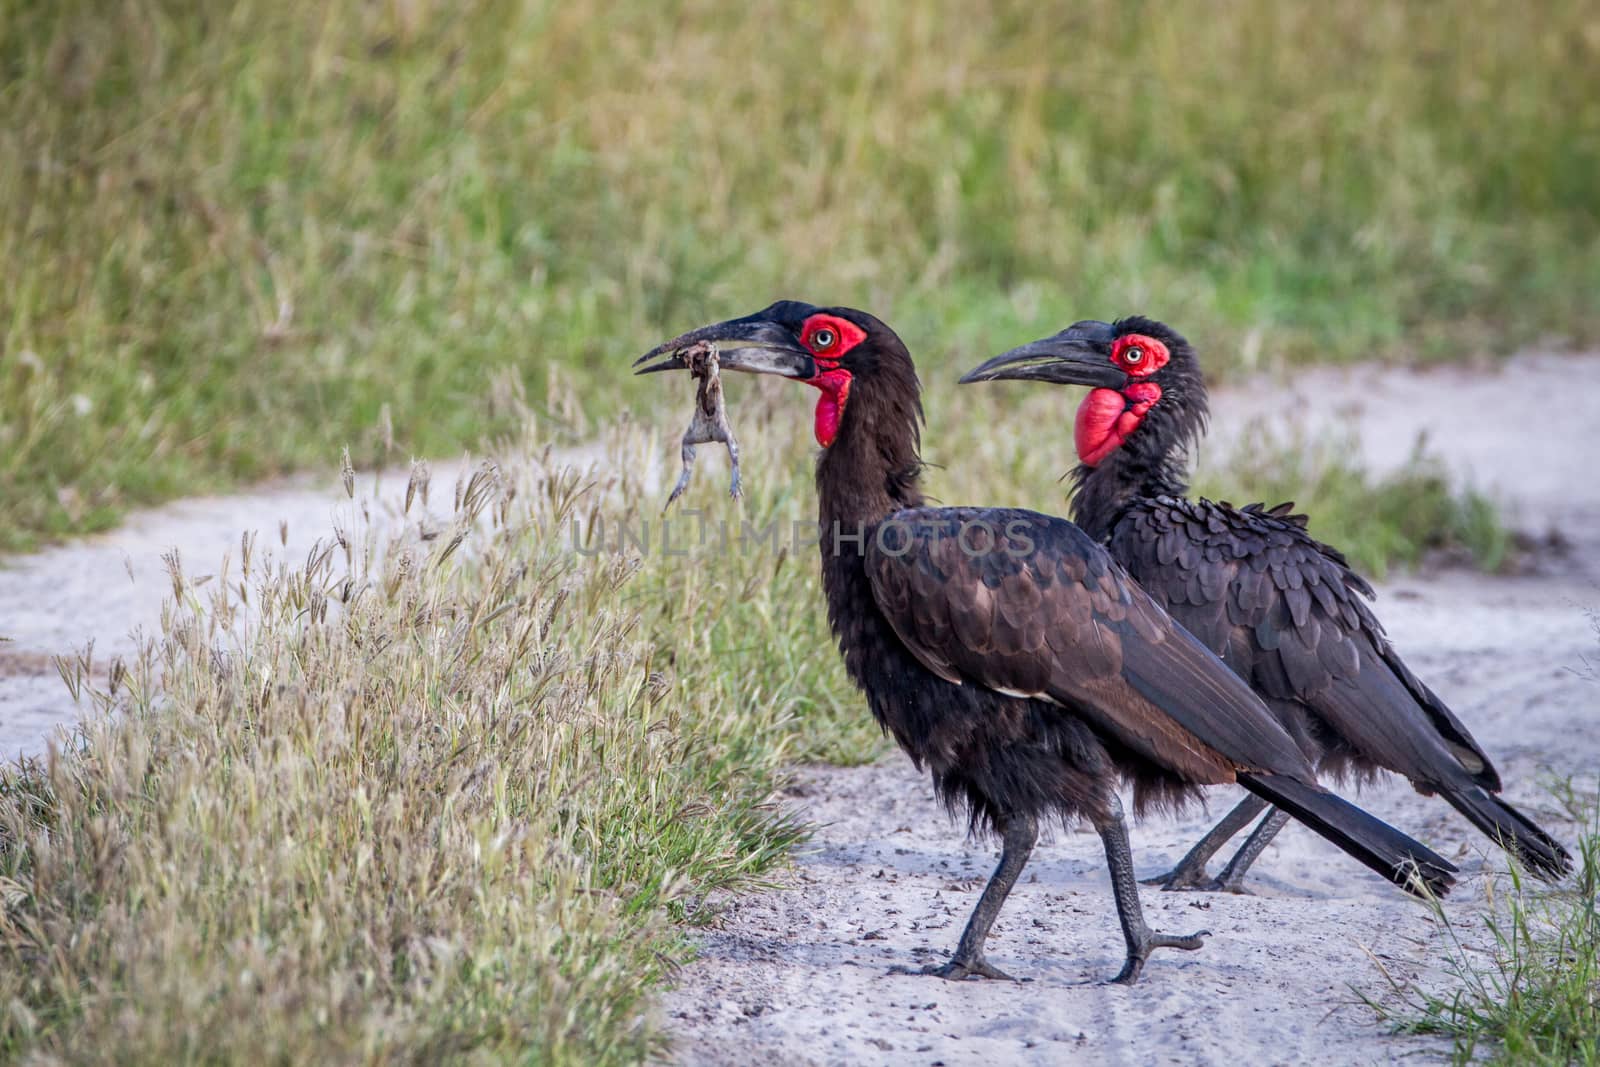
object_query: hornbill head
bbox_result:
[636,300,920,449]
[959,316,1208,467]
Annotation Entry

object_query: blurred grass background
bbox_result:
[3,0,1598,550]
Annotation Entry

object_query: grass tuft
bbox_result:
[1367,787,1600,1065]
[0,411,846,1063]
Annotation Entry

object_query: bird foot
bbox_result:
[890,955,1024,982]
[1109,929,1210,985]
[1140,863,1211,890]
[1142,867,1253,895]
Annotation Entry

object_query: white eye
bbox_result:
[1122,345,1144,364]
[812,328,836,350]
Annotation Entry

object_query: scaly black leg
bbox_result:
[892,811,1038,981]
[1141,794,1269,890]
[1210,807,1292,893]
[1096,794,1210,984]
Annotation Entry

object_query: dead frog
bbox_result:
[665,340,741,509]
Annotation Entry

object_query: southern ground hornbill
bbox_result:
[961,316,1571,892]
[636,301,1457,983]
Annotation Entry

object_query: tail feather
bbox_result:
[1239,773,1457,897]
[1441,787,1572,881]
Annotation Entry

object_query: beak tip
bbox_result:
[957,352,1027,386]
[633,343,689,375]
[634,360,683,376]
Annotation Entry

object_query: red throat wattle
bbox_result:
[808,368,853,447]
[1075,382,1161,465]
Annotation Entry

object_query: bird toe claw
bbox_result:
[1141,865,1211,891]
[1108,929,1211,984]
[890,957,1024,982]
[1153,928,1211,951]
[1142,867,1255,894]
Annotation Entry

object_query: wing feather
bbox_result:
[867,507,1317,783]
[1104,496,1501,789]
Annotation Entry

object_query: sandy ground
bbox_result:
[655,351,1600,1067]
[2,352,1597,1065]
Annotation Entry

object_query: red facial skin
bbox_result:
[1073,334,1170,466]
[799,314,865,447]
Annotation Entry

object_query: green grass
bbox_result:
[1367,787,1600,1065]
[4,0,1599,550]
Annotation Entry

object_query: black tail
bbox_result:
[1239,773,1457,898]
[1440,787,1572,881]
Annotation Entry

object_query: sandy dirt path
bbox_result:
[2,353,1596,1065]
[656,351,1600,1066]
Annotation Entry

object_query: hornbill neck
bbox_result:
[812,363,928,646]
[1069,441,1191,542]
[814,366,926,533]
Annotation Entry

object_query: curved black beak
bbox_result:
[959,320,1125,388]
[634,313,816,380]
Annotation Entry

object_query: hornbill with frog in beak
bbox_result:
[637,302,1456,983]
[961,317,1570,892]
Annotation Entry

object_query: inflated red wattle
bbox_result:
[810,368,853,447]
[1075,388,1125,465]
[1075,383,1161,465]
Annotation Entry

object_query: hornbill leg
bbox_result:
[1211,807,1292,894]
[1096,793,1210,984]
[892,811,1038,981]
[1141,794,1269,890]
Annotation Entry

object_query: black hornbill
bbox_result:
[961,317,1571,892]
[637,301,1457,983]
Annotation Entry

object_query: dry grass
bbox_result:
[0,408,848,1062]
